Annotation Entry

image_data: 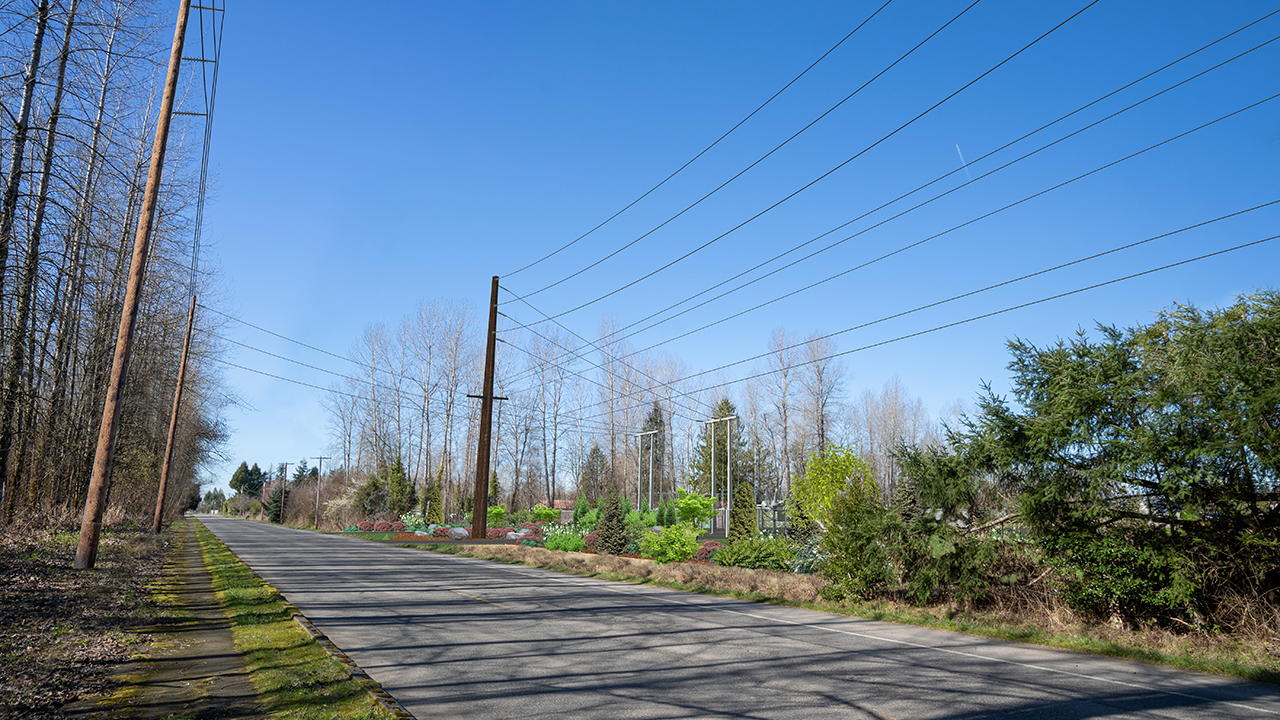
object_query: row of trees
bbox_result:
[0,1,228,526]
[321,297,945,525]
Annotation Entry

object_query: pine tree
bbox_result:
[266,484,287,523]
[729,474,758,543]
[595,489,628,555]
[573,494,589,524]
[387,458,414,517]
[424,468,444,523]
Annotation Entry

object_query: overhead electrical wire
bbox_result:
[578,20,1280,362]
[609,91,1280,363]
[212,357,370,403]
[517,0,1100,321]
[498,21,1280,393]
[662,235,1280,410]
[495,317,707,426]
[511,0,983,299]
[497,284,718,420]
[503,0,896,279]
[567,213,1280,423]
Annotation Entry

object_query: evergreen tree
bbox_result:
[689,398,750,507]
[729,473,758,543]
[387,458,415,517]
[640,401,666,499]
[488,470,501,507]
[594,489,628,555]
[266,484,286,523]
[573,494,589,524]
[424,469,444,523]
[579,444,609,505]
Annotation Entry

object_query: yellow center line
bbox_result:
[450,589,511,609]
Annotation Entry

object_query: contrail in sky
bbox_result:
[955,143,973,179]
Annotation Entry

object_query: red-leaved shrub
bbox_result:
[388,521,406,532]
[583,531,600,551]
[357,521,374,532]
[486,527,515,539]
[373,521,392,532]
[695,541,723,563]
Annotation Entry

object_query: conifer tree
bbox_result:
[729,475,758,543]
[423,467,444,523]
[595,489,628,555]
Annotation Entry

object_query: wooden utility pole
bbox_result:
[313,456,330,528]
[470,277,500,540]
[75,0,191,569]
[152,295,196,533]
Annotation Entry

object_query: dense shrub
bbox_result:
[487,504,507,527]
[531,504,560,523]
[486,526,515,539]
[357,521,374,532]
[640,523,702,564]
[582,531,600,551]
[714,537,797,572]
[518,538,545,548]
[546,534,586,552]
[343,525,358,533]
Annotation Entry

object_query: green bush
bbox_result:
[573,495,589,524]
[531,504,560,522]
[713,537,798,572]
[545,534,586,552]
[487,504,507,527]
[578,507,600,529]
[675,488,715,525]
[639,523,702,563]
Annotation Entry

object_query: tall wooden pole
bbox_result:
[76,0,191,569]
[470,276,499,540]
[152,294,196,533]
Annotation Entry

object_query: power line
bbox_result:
[494,309,708,426]
[513,0,985,301]
[570,222,1280,424]
[678,234,1280,406]
[611,92,1280,363]
[212,357,369,403]
[214,333,404,396]
[584,23,1280,359]
[517,0,1100,322]
[499,24,1280,393]
[503,0,896,279]
[200,302,363,368]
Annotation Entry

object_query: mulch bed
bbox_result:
[0,522,173,719]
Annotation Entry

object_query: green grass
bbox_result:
[192,520,397,720]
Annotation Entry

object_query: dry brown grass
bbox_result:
[456,544,830,603]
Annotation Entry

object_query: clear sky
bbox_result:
[197,0,1280,494]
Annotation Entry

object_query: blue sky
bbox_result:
[197,0,1280,493]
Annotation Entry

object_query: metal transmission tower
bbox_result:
[154,0,225,534]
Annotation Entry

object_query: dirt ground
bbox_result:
[0,519,263,719]
[0,522,170,718]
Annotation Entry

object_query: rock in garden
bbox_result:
[446,527,469,540]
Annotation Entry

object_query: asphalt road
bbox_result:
[197,516,1280,720]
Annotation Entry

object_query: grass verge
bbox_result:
[403,541,1280,686]
[192,520,397,720]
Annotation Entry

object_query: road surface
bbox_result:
[198,515,1279,720]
